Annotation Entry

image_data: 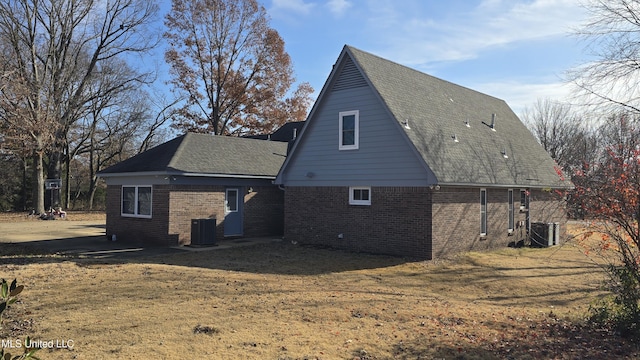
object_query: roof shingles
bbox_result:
[346,45,571,188]
[100,133,287,178]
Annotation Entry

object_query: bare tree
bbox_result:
[570,0,640,113]
[164,0,313,136]
[0,0,159,213]
[522,98,597,171]
[0,23,59,214]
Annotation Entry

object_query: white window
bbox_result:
[520,189,528,210]
[508,189,514,232]
[225,188,238,213]
[339,110,359,150]
[349,186,371,205]
[122,185,152,218]
[480,188,487,236]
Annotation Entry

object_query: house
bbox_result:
[274,45,573,260]
[98,133,288,246]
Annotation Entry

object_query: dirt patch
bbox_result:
[0,222,637,359]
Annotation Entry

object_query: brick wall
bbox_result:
[284,186,432,259]
[105,185,171,245]
[284,186,568,260]
[243,186,285,237]
[529,189,568,241]
[431,187,567,257]
[167,185,225,245]
[432,188,520,257]
[106,184,285,246]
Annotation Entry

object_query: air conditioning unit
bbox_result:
[191,218,216,246]
[531,222,561,247]
[530,222,550,247]
[552,222,560,245]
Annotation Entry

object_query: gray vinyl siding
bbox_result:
[281,86,435,186]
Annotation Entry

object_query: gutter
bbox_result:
[97,171,277,180]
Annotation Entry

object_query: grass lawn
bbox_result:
[1,220,638,359]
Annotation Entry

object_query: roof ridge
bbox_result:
[167,133,191,170]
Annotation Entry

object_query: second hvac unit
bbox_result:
[530,222,560,247]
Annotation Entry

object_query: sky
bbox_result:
[151,0,593,117]
[256,0,591,116]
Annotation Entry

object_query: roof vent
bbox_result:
[501,148,508,159]
[464,119,470,128]
[292,128,297,140]
[452,134,459,142]
[403,119,411,129]
[482,114,497,131]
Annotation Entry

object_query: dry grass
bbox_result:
[0,211,105,222]
[0,220,637,359]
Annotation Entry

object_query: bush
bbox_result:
[588,265,640,338]
[1,279,40,360]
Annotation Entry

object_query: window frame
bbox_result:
[339,110,359,150]
[349,186,371,206]
[508,189,514,232]
[520,189,528,210]
[225,188,239,213]
[480,188,487,236]
[121,185,152,218]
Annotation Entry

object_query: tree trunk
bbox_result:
[64,141,71,209]
[88,175,98,210]
[33,151,45,214]
[22,158,29,211]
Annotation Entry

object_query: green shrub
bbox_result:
[1,279,39,360]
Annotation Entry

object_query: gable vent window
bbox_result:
[349,186,371,206]
[339,110,359,150]
[332,56,367,91]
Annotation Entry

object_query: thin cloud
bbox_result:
[368,0,585,65]
[326,0,352,17]
[270,0,315,17]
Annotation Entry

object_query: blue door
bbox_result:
[224,188,243,236]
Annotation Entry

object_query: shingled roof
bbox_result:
[341,45,571,188]
[99,133,288,178]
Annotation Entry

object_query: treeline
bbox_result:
[0,0,312,213]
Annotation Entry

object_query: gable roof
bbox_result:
[99,133,288,179]
[242,121,304,142]
[278,45,571,189]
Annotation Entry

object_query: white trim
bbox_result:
[225,188,239,213]
[339,110,359,150]
[480,188,487,236]
[121,185,152,218]
[519,188,528,210]
[99,171,276,179]
[508,189,514,232]
[349,186,371,205]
